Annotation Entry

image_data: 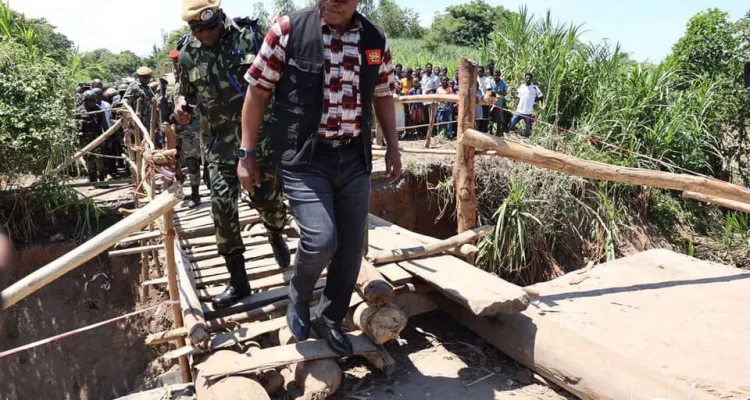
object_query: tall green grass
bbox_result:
[390,38,480,75]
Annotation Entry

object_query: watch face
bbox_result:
[237,148,246,159]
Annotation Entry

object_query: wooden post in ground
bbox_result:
[424,103,437,149]
[452,57,478,263]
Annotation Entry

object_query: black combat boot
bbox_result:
[211,254,251,309]
[190,184,201,208]
[313,318,353,356]
[267,228,290,268]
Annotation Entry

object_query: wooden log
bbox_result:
[462,128,750,205]
[452,57,478,236]
[352,302,407,345]
[367,225,493,265]
[431,293,713,400]
[123,102,155,149]
[1,186,182,309]
[196,331,377,378]
[355,259,394,307]
[195,351,270,400]
[295,359,342,400]
[683,191,750,213]
[51,119,123,175]
[174,238,210,349]
[424,103,438,149]
[371,147,496,157]
[393,93,458,104]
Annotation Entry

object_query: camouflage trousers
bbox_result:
[177,133,201,186]
[208,154,287,257]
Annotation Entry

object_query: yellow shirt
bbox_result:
[401,78,414,93]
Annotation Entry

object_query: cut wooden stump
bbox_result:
[355,259,394,307]
[196,331,377,378]
[295,359,342,400]
[351,303,407,345]
[195,351,270,400]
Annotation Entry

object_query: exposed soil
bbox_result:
[0,240,173,400]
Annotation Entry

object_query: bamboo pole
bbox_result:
[461,129,750,205]
[393,94,458,104]
[174,237,210,349]
[109,244,163,257]
[368,225,493,265]
[1,186,182,309]
[123,102,155,149]
[51,119,123,175]
[452,58,479,244]
[683,191,750,213]
[163,190,191,382]
[423,103,438,149]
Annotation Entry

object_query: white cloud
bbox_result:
[10,0,312,56]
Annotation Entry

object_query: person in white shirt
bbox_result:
[476,66,494,132]
[420,63,440,94]
[508,72,543,138]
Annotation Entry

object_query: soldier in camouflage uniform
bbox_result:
[76,90,108,183]
[123,66,155,126]
[176,0,290,309]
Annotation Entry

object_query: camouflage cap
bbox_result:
[105,88,118,96]
[136,66,152,76]
[181,0,220,22]
[83,90,97,102]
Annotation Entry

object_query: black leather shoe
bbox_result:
[286,302,310,341]
[268,230,290,268]
[211,282,251,309]
[323,324,353,356]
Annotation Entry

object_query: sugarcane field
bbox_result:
[2,0,750,399]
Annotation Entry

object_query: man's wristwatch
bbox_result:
[236,148,259,159]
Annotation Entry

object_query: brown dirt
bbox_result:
[0,240,174,400]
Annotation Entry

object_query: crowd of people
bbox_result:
[391,60,544,140]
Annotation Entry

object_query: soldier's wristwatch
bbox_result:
[237,148,258,159]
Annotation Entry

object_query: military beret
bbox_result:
[181,0,221,22]
[169,49,180,62]
[136,66,152,76]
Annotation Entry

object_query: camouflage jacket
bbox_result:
[178,15,270,164]
[122,81,154,124]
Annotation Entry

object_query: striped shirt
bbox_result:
[245,15,396,139]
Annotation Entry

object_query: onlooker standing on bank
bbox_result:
[239,1,401,355]
[508,72,544,138]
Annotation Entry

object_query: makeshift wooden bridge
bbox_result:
[4,56,750,399]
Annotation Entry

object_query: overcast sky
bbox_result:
[9,0,747,63]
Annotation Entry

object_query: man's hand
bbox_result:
[174,108,191,125]
[385,146,402,183]
[238,157,262,195]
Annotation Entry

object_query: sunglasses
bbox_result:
[189,12,222,32]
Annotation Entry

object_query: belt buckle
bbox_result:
[332,138,349,148]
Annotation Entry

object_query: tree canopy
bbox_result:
[425,1,511,48]
[371,0,424,39]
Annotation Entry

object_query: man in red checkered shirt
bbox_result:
[238,0,401,355]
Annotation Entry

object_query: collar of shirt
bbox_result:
[320,14,363,34]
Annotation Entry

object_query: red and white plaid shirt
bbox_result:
[245,15,396,139]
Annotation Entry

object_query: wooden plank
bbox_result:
[189,239,298,263]
[143,261,283,288]
[178,229,266,248]
[193,241,299,270]
[197,269,325,300]
[196,331,377,378]
[462,128,750,205]
[377,264,413,286]
[184,235,271,255]
[202,279,327,320]
[368,224,528,315]
[162,316,289,360]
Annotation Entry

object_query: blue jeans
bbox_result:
[437,108,453,138]
[282,144,371,325]
[509,113,534,137]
